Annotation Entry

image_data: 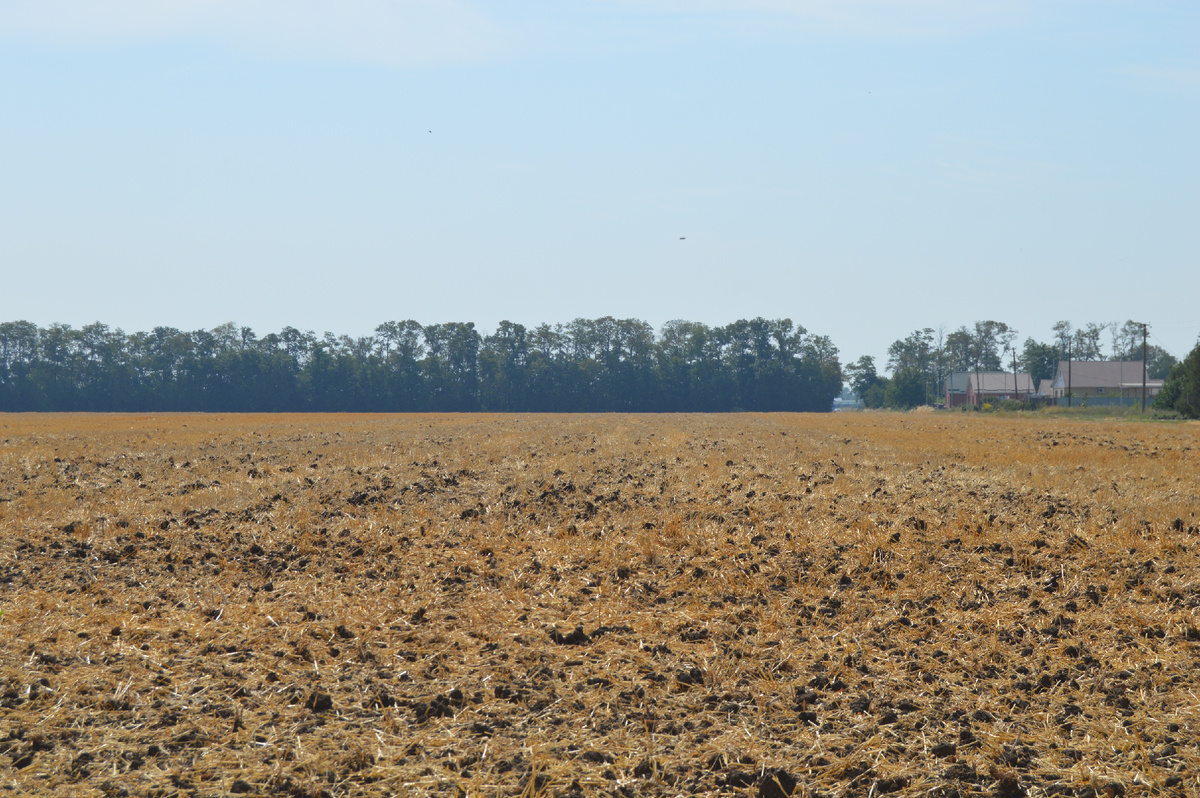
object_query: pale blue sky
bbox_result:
[2,1,1197,368]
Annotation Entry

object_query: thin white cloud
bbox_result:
[600,0,1026,37]
[1118,62,1200,94]
[0,0,510,67]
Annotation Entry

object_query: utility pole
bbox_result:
[1137,322,1148,413]
[1120,358,1125,409]
[1011,347,1019,404]
[1067,340,1072,408]
[974,357,980,410]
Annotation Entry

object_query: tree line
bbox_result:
[0,318,843,413]
[844,320,1183,411]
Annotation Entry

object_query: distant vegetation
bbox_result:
[845,320,1183,411]
[0,318,842,413]
[1157,342,1200,418]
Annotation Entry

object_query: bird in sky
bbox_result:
[679,236,686,240]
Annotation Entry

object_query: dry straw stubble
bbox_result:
[0,412,1198,797]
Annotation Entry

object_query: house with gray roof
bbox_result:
[966,372,1035,406]
[1049,360,1164,406]
[946,371,1035,407]
[945,372,971,408]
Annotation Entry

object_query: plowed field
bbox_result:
[1,413,1198,797]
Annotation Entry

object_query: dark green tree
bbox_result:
[943,328,975,374]
[862,380,888,409]
[479,321,530,411]
[844,355,881,401]
[884,368,927,409]
[0,317,842,413]
[657,320,706,410]
[1019,338,1059,386]
[423,322,482,411]
[1071,322,1107,360]
[972,321,1017,371]
[887,328,936,403]
[1156,342,1200,418]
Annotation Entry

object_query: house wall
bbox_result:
[946,391,970,408]
[977,391,1023,403]
[965,386,1033,406]
[1044,386,1162,408]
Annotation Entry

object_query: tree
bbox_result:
[424,322,481,411]
[611,318,658,411]
[657,320,707,411]
[1071,322,1107,360]
[944,328,976,373]
[1108,320,1177,379]
[886,328,936,403]
[1144,347,1178,380]
[939,321,1015,383]
[280,326,314,364]
[972,321,1016,372]
[795,333,843,412]
[1019,338,1059,386]
[1110,320,1141,360]
[861,380,888,409]
[931,326,949,399]
[884,368,926,409]
[886,329,933,375]
[211,322,241,353]
[479,321,530,411]
[844,355,881,400]
[1156,342,1200,418]
[0,316,843,413]
[525,323,569,411]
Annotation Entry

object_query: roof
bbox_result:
[1038,379,1055,396]
[1052,360,1156,389]
[946,373,971,393]
[967,372,1035,393]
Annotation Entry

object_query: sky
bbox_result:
[1,0,1197,369]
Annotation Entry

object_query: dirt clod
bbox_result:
[549,625,590,645]
[758,768,798,798]
[304,691,333,713]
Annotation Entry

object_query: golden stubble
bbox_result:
[0,411,1198,796]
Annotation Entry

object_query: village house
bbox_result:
[966,372,1035,406]
[946,372,1035,407]
[944,372,970,408]
[1048,360,1164,406]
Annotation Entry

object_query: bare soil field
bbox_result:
[1,412,1198,798]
